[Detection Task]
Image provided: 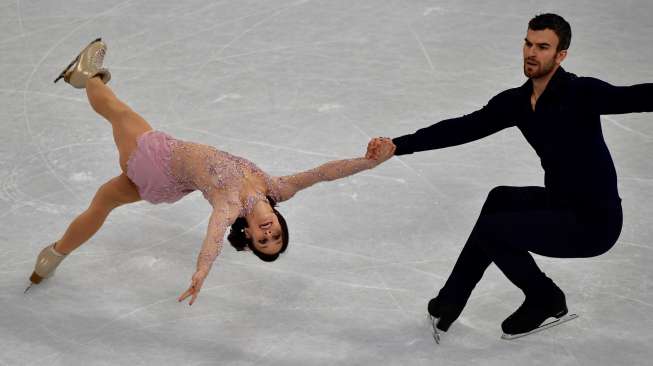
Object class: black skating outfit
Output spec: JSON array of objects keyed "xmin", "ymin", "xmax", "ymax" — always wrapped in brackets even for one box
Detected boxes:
[{"xmin": 392, "ymin": 67, "xmax": 653, "ymax": 332}]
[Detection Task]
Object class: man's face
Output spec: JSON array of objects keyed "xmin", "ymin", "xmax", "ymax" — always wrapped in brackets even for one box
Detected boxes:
[{"xmin": 523, "ymin": 28, "xmax": 567, "ymax": 79}]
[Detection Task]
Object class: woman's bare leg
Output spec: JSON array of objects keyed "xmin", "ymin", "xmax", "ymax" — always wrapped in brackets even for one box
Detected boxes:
[
  {"xmin": 85, "ymin": 77, "xmax": 153, "ymax": 174},
  {"xmin": 54, "ymin": 78, "xmax": 151, "ymax": 254},
  {"xmin": 54, "ymin": 174, "xmax": 141, "ymax": 254}
]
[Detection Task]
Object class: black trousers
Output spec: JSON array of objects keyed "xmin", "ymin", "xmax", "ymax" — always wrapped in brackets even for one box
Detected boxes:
[{"xmin": 438, "ymin": 186, "xmax": 623, "ymax": 306}]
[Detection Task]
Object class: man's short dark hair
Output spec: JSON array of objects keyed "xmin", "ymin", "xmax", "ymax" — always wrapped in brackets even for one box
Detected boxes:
[{"xmin": 528, "ymin": 13, "xmax": 572, "ymax": 52}]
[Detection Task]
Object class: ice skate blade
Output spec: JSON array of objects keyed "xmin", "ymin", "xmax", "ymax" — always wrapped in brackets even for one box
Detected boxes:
[
  {"xmin": 25, "ymin": 272, "xmax": 42, "ymax": 293},
  {"xmin": 501, "ymin": 313, "xmax": 579, "ymax": 340},
  {"xmin": 53, "ymin": 56, "xmax": 78, "ymax": 83},
  {"xmin": 428, "ymin": 314, "xmax": 443, "ymax": 344}
]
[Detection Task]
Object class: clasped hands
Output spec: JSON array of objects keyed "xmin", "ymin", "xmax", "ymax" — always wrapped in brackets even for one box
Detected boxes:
[{"xmin": 365, "ymin": 137, "xmax": 396, "ymax": 166}]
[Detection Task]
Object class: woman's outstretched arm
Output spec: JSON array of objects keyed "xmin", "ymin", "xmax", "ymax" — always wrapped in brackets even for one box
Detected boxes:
[
  {"xmin": 178, "ymin": 196, "xmax": 240, "ymax": 305},
  {"xmin": 272, "ymin": 138, "xmax": 395, "ymax": 201}
]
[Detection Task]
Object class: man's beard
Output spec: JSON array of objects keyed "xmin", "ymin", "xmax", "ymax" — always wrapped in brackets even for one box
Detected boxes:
[{"xmin": 523, "ymin": 57, "xmax": 556, "ymax": 79}]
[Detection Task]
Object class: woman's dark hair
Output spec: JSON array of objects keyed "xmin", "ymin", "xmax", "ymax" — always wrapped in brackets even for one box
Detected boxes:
[
  {"xmin": 227, "ymin": 196, "xmax": 289, "ymax": 262},
  {"xmin": 528, "ymin": 13, "xmax": 572, "ymax": 52}
]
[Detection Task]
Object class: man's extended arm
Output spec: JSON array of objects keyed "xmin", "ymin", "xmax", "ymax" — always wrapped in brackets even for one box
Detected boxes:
[
  {"xmin": 579, "ymin": 77, "xmax": 653, "ymax": 115},
  {"xmin": 392, "ymin": 91, "xmax": 517, "ymax": 155}
]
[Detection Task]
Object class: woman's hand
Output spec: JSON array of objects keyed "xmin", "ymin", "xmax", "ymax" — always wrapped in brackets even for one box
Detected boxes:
[
  {"xmin": 178, "ymin": 269, "xmax": 209, "ymax": 306},
  {"xmin": 366, "ymin": 137, "xmax": 396, "ymax": 166}
]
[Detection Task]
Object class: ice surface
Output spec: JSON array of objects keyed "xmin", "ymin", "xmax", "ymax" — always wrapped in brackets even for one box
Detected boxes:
[{"xmin": 1, "ymin": 1, "xmax": 652, "ymax": 365}]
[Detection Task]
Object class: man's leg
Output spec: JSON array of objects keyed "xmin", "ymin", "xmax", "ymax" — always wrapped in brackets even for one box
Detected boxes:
[
  {"xmin": 431, "ymin": 186, "xmax": 552, "ymax": 331},
  {"xmin": 474, "ymin": 208, "xmax": 579, "ymax": 335},
  {"xmin": 462, "ymin": 188, "xmax": 622, "ymax": 335},
  {"xmin": 475, "ymin": 201, "xmax": 618, "ymax": 296}
]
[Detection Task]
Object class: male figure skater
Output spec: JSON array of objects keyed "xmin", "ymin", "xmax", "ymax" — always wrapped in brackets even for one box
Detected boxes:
[{"xmin": 370, "ymin": 13, "xmax": 653, "ymax": 340}]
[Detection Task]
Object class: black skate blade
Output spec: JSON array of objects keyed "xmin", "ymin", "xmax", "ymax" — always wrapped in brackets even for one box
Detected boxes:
[
  {"xmin": 428, "ymin": 314, "xmax": 442, "ymax": 344},
  {"xmin": 53, "ymin": 56, "xmax": 78, "ymax": 83},
  {"xmin": 501, "ymin": 313, "xmax": 579, "ymax": 340}
]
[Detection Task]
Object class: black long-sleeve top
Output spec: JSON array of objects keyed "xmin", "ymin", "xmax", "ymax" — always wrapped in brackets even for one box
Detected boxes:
[{"xmin": 392, "ymin": 67, "xmax": 653, "ymax": 208}]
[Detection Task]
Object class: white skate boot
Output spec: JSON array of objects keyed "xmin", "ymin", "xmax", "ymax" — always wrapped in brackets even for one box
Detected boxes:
[
  {"xmin": 54, "ymin": 38, "xmax": 111, "ymax": 89},
  {"xmin": 25, "ymin": 243, "xmax": 68, "ymax": 292}
]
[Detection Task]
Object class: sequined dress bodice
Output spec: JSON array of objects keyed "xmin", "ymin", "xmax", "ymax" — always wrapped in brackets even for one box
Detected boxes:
[{"xmin": 169, "ymin": 140, "xmax": 281, "ymax": 214}]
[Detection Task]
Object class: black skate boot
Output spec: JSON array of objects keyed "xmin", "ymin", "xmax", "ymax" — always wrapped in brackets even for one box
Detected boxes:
[{"xmin": 501, "ymin": 282, "xmax": 578, "ymax": 340}]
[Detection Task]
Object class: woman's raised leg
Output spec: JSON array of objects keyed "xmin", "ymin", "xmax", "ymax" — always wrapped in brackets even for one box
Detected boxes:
[{"xmin": 85, "ymin": 77, "xmax": 153, "ymax": 174}]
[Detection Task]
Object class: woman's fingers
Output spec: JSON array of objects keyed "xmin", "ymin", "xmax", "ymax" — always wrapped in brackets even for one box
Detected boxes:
[
  {"xmin": 178, "ymin": 285, "xmax": 198, "ymax": 305},
  {"xmin": 178, "ymin": 270, "xmax": 208, "ymax": 306},
  {"xmin": 178, "ymin": 288, "xmax": 191, "ymax": 302},
  {"xmin": 189, "ymin": 292, "xmax": 198, "ymax": 306}
]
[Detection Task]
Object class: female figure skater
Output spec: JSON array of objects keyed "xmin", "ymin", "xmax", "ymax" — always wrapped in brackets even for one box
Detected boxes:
[{"xmin": 27, "ymin": 39, "xmax": 396, "ymax": 305}]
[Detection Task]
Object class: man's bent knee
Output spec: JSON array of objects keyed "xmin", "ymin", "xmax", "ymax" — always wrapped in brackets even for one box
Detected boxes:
[
  {"xmin": 480, "ymin": 186, "xmax": 511, "ymax": 214},
  {"xmin": 488, "ymin": 185, "xmax": 512, "ymax": 199}
]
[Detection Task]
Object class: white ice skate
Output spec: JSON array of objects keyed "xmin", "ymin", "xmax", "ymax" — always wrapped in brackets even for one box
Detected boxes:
[
  {"xmin": 501, "ymin": 313, "xmax": 578, "ymax": 340},
  {"xmin": 24, "ymin": 243, "xmax": 68, "ymax": 293},
  {"xmin": 54, "ymin": 38, "xmax": 111, "ymax": 88}
]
